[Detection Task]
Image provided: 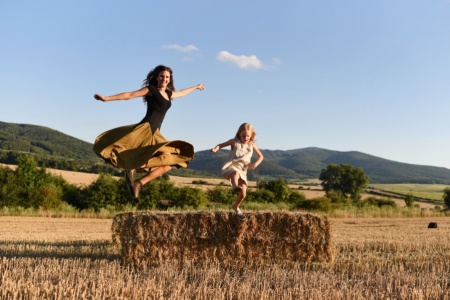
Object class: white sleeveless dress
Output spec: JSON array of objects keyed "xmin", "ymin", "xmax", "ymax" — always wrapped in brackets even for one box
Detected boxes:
[{"xmin": 221, "ymin": 139, "xmax": 254, "ymax": 185}]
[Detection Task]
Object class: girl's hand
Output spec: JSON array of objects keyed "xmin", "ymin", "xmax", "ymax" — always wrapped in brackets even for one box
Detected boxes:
[
  {"xmin": 196, "ymin": 84, "xmax": 205, "ymax": 91},
  {"xmin": 247, "ymin": 163, "xmax": 257, "ymax": 170},
  {"xmin": 210, "ymin": 145, "xmax": 219, "ymax": 153}
]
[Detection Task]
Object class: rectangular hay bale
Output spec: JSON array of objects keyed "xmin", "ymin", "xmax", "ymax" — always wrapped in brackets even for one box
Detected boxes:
[{"xmin": 112, "ymin": 211, "xmax": 333, "ymax": 265}]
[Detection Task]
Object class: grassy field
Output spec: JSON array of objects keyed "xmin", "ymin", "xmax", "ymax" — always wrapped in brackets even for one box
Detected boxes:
[
  {"xmin": 369, "ymin": 183, "xmax": 449, "ymax": 201},
  {"xmin": 1, "ymin": 216, "xmax": 449, "ymax": 299}
]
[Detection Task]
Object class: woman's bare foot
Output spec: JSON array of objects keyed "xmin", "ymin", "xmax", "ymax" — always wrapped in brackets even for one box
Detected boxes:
[{"xmin": 132, "ymin": 180, "xmax": 143, "ymax": 201}]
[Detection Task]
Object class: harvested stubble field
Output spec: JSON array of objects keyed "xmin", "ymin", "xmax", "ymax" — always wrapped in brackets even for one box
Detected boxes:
[{"xmin": 1, "ymin": 216, "xmax": 449, "ymax": 299}]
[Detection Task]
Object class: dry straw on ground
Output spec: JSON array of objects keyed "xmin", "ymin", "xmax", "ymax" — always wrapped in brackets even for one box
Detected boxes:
[
  {"xmin": 112, "ymin": 211, "xmax": 333, "ymax": 265},
  {"xmin": 2, "ymin": 217, "xmax": 450, "ymax": 298}
]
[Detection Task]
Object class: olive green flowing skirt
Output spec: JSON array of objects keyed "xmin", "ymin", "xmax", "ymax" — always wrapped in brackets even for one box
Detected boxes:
[{"xmin": 93, "ymin": 122, "xmax": 194, "ymax": 171}]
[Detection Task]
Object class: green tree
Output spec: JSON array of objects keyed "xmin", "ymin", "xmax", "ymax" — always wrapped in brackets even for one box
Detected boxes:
[
  {"xmin": 443, "ymin": 188, "xmax": 450, "ymax": 209},
  {"xmin": 0, "ymin": 165, "xmax": 23, "ymax": 207},
  {"xmin": 0, "ymin": 156, "xmax": 81, "ymax": 210},
  {"xmin": 14, "ymin": 155, "xmax": 61, "ymax": 208},
  {"xmin": 319, "ymin": 163, "xmax": 370, "ymax": 201},
  {"xmin": 404, "ymin": 193, "xmax": 415, "ymax": 207},
  {"xmin": 16, "ymin": 155, "xmax": 48, "ymax": 189}
]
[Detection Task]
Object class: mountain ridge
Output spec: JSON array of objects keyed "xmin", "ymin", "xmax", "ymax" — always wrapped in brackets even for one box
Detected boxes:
[{"xmin": 188, "ymin": 147, "xmax": 450, "ymax": 184}]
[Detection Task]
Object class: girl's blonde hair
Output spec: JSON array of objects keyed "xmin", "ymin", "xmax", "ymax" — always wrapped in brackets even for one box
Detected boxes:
[{"xmin": 235, "ymin": 123, "xmax": 256, "ymax": 142}]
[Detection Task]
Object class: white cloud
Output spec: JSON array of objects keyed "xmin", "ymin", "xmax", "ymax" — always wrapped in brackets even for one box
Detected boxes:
[
  {"xmin": 162, "ymin": 44, "xmax": 199, "ymax": 52},
  {"xmin": 217, "ymin": 51, "xmax": 264, "ymax": 70}
]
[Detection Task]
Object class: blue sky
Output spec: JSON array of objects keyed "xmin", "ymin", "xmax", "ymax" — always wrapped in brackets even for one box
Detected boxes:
[{"xmin": 1, "ymin": 0, "xmax": 450, "ymax": 169}]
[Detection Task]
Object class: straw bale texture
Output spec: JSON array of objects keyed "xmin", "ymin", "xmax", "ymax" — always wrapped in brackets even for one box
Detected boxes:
[{"xmin": 112, "ymin": 211, "xmax": 333, "ymax": 265}]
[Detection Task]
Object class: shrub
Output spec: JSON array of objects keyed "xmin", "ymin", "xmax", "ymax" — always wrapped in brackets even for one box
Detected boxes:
[
  {"xmin": 326, "ymin": 190, "xmax": 351, "ymax": 205},
  {"xmin": 295, "ymin": 196, "xmax": 333, "ymax": 212},
  {"xmin": 404, "ymin": 193, "xmax": 415, "ymax": 207},
  {"xmin": 358, "ymin": 197, "xmax": 397, "ymax": 208},
  {"xmin": 257, "ymin": 178, "xmax": 291, "ymax": 202},
  {"xmin": 287, "ymin": 191, "xmax": 307, "ymax": 206},
  {"xmin": 61, "ymin": 182, "xmax": 85, "ymax": 210},
  {"xmin": 206, "ymin": 186, "xmax": 235, "ymax": 204},
  {"xmin": 171, "ymin": 186, "xmax": 208, "ymax": 209},
  {"xmin": 30, "ymin": 183, "xmax": 63, "ymax": 210},
  {"xmin": 137, "ymin": 178, "xmax": 177, "ymax": 210},
  {"xmin": 83, "ymin": 174, "xmax": 119, "ymax": 212},
  {"xmin": 246, "ymin": 189, "xmax": 275, "ymax": 203}
]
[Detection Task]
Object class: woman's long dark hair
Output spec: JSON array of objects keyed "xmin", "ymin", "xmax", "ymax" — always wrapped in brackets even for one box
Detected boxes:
[{"xmin": 142, "ymin": 65, "xmax": 175, "ymax": 91}]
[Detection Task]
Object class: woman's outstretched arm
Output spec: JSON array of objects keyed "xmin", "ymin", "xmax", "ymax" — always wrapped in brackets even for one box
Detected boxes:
[
  {"xmin": 94, "ymin": 87, "xmax": 149, "ymax": 102},
  {"xmin": 171, "ymin": 84, "xmax": 204, "ymax": 99}
]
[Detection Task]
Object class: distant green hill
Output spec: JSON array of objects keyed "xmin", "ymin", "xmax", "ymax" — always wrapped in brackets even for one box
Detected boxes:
[
  {"xmin": 0, "ymin": 121, "xmax": 113, "ymax": 173},
  {"xmin": 187, "ymin": 148, "xmax": 450, "ymax": 184},
  {"xmin": 2, "ymin": 121, "xmax": 450, "ymax": 184}
]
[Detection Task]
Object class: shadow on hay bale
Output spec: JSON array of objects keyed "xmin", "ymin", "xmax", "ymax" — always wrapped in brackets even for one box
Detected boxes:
[{"xmin": 112, "ymin": 211, "xmax": 334, "ymax": 265}]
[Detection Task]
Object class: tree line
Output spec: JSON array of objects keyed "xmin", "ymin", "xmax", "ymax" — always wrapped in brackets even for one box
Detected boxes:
[
  {"xmin": 0, "ymin": 150, "xmax": 117, "ymax": 175},
  {"xmin": 1, "ymin": 155, "xmax": 449, "ymax": 213}
]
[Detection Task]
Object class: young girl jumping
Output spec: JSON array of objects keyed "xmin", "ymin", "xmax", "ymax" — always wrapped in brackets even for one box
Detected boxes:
[{"xmin": 210, "ymin": 123, "xmax": 264, "ymax": 214}]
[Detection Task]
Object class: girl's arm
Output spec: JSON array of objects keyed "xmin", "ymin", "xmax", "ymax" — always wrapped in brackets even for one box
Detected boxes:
[
  {"xmin": 94, "ymin": 86, "xmax": 149, "ymax": 102},
  {"xmin": 171, "ymin": 84, "xmax": 204, "ymax": 99},
  {"xmin": 210, "ymin": 139, "xmax": 235, "ymax": 153},
  {"xmin": 247, "ymin": 144, "xmax": 264, "ymax": 170}
]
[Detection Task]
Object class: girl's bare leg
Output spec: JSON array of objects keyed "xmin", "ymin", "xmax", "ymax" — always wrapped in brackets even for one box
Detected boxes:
[
  {"xmin": 228, "ymin": 170, "xmax": 243, "ymax": 194},
  {"xmin": 232, "ymin": 180, "xmax": 247, "ymax": 214},
  {"xmin": 230, "ymin": 170, "xmax": 240, "ymax": 187}
]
